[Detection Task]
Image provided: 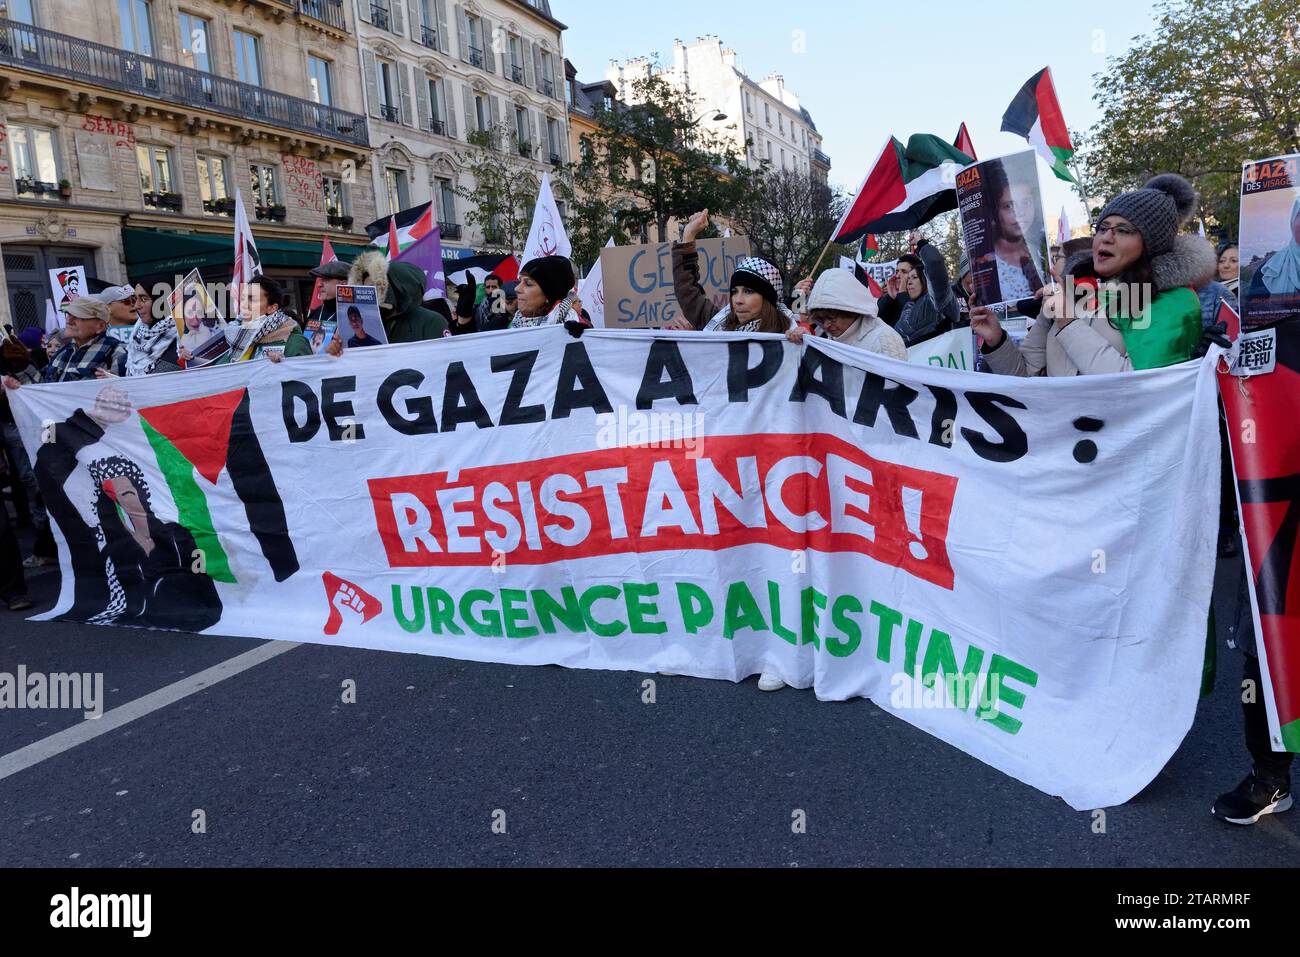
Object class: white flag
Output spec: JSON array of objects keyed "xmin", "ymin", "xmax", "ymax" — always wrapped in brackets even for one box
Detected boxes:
[
  {"xmin": 723, "ymin": 227, "xmax": 733, "ymax": 238},
  {"xmin": 44, "ymin": 298, "xmax": 60, "ymax": 335},
  {"xmin": 232, "ymin": 189, "xmax": 262, "ymax": 315},
  {"xmin": 522, "ymin": 172, "xmax": 571, "ymax": 265},
  {"xmin": 1057, "ymin": 205, "xmax": 1070, "ymax": 245},
  {"xmin": 578, "ymin": 237, "xmax": 615, "ymax": 328}
]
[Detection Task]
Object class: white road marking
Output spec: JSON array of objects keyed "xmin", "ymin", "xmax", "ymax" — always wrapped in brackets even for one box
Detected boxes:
[{"xmin": 0, "ymin": 641, "xmax": 301, "ymax": 783}]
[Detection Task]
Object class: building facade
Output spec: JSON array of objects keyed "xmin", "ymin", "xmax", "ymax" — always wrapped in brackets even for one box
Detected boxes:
[
  {"xmin": 606, "ymin": 36, "xmax": 830, "ymax": 185},
  {"xmin": 355, "ymin": 0, "xmax": 567, "ymax": 257},
  {"xmin": 0, "ymin": 0, "xmax": 377, "ymax": 324}
]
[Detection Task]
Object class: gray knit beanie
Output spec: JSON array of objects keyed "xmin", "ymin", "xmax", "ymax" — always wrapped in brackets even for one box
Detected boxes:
[{"xmin": 1096, "ymin": 173, "xmax": 1197, "ymax": 256}]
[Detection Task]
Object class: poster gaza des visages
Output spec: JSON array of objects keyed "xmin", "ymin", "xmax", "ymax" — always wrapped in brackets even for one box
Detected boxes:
[{"xmin": 9, "ymin": 327, "xmax": 1222, "ymax": 810}]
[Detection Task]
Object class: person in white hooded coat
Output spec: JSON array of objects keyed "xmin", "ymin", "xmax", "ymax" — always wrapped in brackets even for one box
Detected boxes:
[{"xmin": 788, "ymin": 268, "xmax": 908, "ymax": 359}]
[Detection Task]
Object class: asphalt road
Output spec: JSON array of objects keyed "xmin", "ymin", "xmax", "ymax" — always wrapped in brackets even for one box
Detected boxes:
[{"xmin": 1, "ymin": 533, "xmax": 1297, "ymax": 868}]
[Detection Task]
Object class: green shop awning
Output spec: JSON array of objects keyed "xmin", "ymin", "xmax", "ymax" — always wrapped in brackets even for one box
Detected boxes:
[{"xmin": 123, "ymin": 227, "xmax": 372, "ymax": 281}]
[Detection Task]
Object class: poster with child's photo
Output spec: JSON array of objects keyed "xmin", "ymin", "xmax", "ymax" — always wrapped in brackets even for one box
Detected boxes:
[
  {"xmin": 168, "ymin": 269, "xmax": 229, "ymax": 367},
  {"xmin": 956, "ymin": 149, "xmax": 1049, "ymax": 310},
  {"xmin": 1240, "ymin": 153, "xmax": 1300, "ymax": 330},
  {"xmin": 310, "ymin": 320, "xmax": 337, "ymax": 354},
  {"xmin": 335, "ymin": 285, "xmax": 387, "ymax": 349}
]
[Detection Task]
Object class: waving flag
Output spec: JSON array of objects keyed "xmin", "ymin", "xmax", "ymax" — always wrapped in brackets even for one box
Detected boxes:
[
  {"xmin": 832, "ymin": 134, "xmax": 975, "ymax": 244},
  {"xmin": 860, "ymin": 234, "xmax": 880, "ymax": 261},
  {"xmin": 308, "ymin": 237, "xmax": 338, "ymax": 313},
  {"xmin": 522, "ymin": 172, "xmax": 571, "ymax": 264},
  {"xmin": 446, "ymin": 253, "xmax": 519, "ymax": 289},
  {"xmin": 231, "ymin": 190, "xmax": 262, "ymax": 309},
  {"xmin": 366, "ymin": 202, "xmax": 435, "ymax": 256},
  {"xmin": 954, "ymin": 123, "xmax": 977, "ymax": 162},
  {"xmin": 394, "ymin": 226, "xmax": 446, "ymax": 300},
  {"xmin": 1002, "ymin": 67, "xmax": 1077, "ymax": 184},
  {"xmin": 578, "ymin": 237, "xmax": 615, "ymax": 328}
]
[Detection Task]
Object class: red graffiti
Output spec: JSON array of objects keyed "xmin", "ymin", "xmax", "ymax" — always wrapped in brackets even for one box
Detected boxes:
[
  {"xmin": 81, "ymin": 114, "xmax": 136, "ymax": 148},
  {"xmin": 282, "ymin": 153, "xmax": 324, "ymax": 212}
]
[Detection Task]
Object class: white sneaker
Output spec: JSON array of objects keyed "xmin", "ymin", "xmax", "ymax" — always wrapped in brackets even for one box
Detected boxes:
[{"xmin": 757, "ymin": 672, "xmax": 787, "ymax": 692}]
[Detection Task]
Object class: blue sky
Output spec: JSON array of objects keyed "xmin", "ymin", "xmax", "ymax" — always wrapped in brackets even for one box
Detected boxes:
[{"xmin": 559, "ymin": 0, "xmax": 1161, "ymax": 230}]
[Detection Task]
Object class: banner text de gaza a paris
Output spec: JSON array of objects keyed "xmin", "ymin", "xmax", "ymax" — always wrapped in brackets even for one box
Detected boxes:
[{"xmin": 10, "ymin": 328, "xmax": 1221, "ymax": 809}]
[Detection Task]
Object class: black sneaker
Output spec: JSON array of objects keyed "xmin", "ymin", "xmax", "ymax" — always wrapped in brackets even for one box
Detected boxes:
[{"xmin": 1212, "ymin": 771, "xmax": 1293, "ymax": 825}]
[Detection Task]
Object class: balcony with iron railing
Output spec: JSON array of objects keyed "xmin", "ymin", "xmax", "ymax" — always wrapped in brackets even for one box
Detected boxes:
[
  {"xmin": 380, "ymin": 104, "xmax": 399, "ymax": 123},
  {"xmin": 439, "ymin": 222, "xmax": 461, "ymax": 241},
  {"xmin": 295, "ymin": 0, "xmax": 348, "ymax": 32},
  {"xmin": 370, "ymin": 2, "xmax": 391, "ymax": 29},
  {"xmin": 0, "ymin": 18, "xmax": 369, "ymax": 148},
  {"xmin": 468, "ymin": 45, "xmax": 484, "ymax": 68},
  {"xmin": 812, "ymin": 148, "xmax": 831, "ymax": 167},
  {"xmin": 420, "ymin": 25, "xmax": 437, "ymax": 49},
  {"xmin": 542, "ymin": 78, "xmax": 554, "ymax": 96},
  {"xmin": 430, "ymin": 117, "xmax": 446, "ymax": 136},
  {"xmin": 510, "ymin": 64, "xmax": 523, "ymax": 84}
]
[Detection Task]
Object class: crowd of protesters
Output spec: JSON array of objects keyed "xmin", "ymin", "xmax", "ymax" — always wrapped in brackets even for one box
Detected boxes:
[{"xmin": 0, "ymin": 169, "xmax": 1289, "ymax": 828}]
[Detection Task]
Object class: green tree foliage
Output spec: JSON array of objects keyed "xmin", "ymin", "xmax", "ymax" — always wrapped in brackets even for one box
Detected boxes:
[
  {"xmin": 1082, "ymin": 0, "xmax": 1300, "ymax": 240},
  {"xmin": 578, "ymin": 69, "xmax": 761, "ymax": 242},
  {"xmin": 453, "ymin": 128, "xmax": 539, "ymax": 253}
]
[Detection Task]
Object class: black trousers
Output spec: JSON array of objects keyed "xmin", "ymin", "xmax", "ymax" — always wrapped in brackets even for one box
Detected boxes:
[
  {"xmin": 1244, "ymin": 653, "xmax": 1294, "ymax": 785},
  {"xmin": 0, "ymin": 499, "xmax": 27, "ymax": 602}
]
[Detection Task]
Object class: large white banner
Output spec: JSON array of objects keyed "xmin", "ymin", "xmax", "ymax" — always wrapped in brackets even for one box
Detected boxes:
[{"xmin": 7, "ymin": 329, "xmax": 1221, "ymax": 810}]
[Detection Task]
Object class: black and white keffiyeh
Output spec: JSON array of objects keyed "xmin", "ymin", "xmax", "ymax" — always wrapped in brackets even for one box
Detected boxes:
[
  {"xmin": 702, "ymin": 256, "xmax": 798, "ymax": 332},
  {"xmin": 225, "ymin": 310, "xmax": 293, "ymax": 362},
  {"xmin": 509, "ymin": 293, "xmax": 576, "ymax": 329},
  {"xmin": 125, "ymin": 318, "xmax": 178, "ymax": 376}
]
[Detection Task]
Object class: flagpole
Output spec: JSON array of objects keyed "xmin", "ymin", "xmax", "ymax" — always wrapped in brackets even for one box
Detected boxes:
[{"xmin": 808, "ymin": 235, "xmax": 837, "ymax": 279}]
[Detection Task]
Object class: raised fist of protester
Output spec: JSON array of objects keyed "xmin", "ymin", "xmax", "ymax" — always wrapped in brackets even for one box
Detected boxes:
[
  {"xmin": 89, "ymin": 383, "xmax": 132, "ymax": 428},
  {"xmin": 682, "ymin": 210, "xmax": 710, "ymax": 244},
  {"xmin": 969, "ymin": 306, "xmax": 1004, "ymax": 348},
  {"xmin": 908, "ymin": 230, "xmax": 923, "ymax": 251}
]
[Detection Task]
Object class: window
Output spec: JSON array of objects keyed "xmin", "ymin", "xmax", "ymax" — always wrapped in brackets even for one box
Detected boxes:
[
  {"xmin": 323, "ymin": 176, "xmax": 349, "ymax": 217},
  {"xmin": 766, "ymin": 141, "xmax": 772, "ymax": 161},
  {"xmin": 233, "ymin": 30, "xmax": 262, "ymax": 86},
  {"xmin": 119, "ymin": 0, "xmax": 154, "ymax": 55},
  {"xmin": 428, "ymin": 77, "xmax": 445, "ymax": 133},
  {"xmin": 744, "ymin": 91, "xmax": 751, "ymax": 116},
  {"xmin": 467, "ymin": 15, "xmax": 483, "ymax": 66},
  {"xmin": 4, "ymin": 0, "xmax": 36, "ymax": 25},
  {"xmin": 509, "ymin": 35, "xmax": 524, "ymax": 83},
  {"xmin": 764, "ymin": 103, "xmax": 770, "ymax": 127},
  {"xmin": 177, "ymin": 11, "xmax": 210, "ymax": 71},
  {"xmin": 385, "ymin": 167, "xmax": 409, "ymax": 214},
  {"xmin": 779, "ymin": 115, "xmax": 785, "ymax": 135},
  {"xmin": 474, "ymin": 94, "xmax": 488, "ymax": 133},
  {"xmin": 197, "ymin": 153, "xmax": 230, "ymax": 213},
  {"xmin": 416, "ymin": 0, "xmax": 436, "ymax": 47},
  {"xmin": 136, "ymin": 145, "xmax": 176, "ymax": 208},
  {"xmin": 8, "ymin": 124, "xmax": 60, "ymax": 196},
  {"xmin": 250, "ymin": 163, "xmax": 278, "ymax": 208},
  {"xmin": 369, "ymin": 0, "xmax": 391, "ymax": 30},
  {"xmin": 540, "ymin": 51, "xmax": 554, "ymax": 96},
  {"xmin": 307, "ymin": 56, "xmax": 332, "ymax": 106},
  {"xmin": 436, "ymin": 177, "xmax": 456, "ymax": 225},
  {"xmin": 515, "ymin": 107, "xmax": 528, "ymax": 152},
  {"xmin": 566, "ymin": 79, "xmax": 575, "ymax": 107},
  {"xmin": 377, "ymin": 59, "xmax": 398, "ymax": 122},
  {"xmin": 546, "ymin": 117, "xmax": 559, "ymax": 161}
]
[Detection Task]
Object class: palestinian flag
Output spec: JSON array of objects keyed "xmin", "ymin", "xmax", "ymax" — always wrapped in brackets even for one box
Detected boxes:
[
  {"xmin": 446, "ymin": 253, "xmax": 519, "ymax": 289},
  {"xmin": 860, "ymin": 234, "xmax": 880, "ymax": 261},
  {"xmin": 832, "ymin": 134, "xmax": 975, "ymax": 244},
  {"xmin": 840, "ymin": 256, "xmax": 884, "ymax": 298},
  {"xmin": 953, "ymin": 122, "xmax": 977, "ymax": 162},
  {"xmin": 137, "ymin": 388, "xmax": 299, "ymax": 585},
  {"xmin": 366, "ymin": 202, "xmax": 436, "ymax": 256},
  {"xmin": 1001, "ymin": 67, "xmax": 1077, "ymax": 184}
]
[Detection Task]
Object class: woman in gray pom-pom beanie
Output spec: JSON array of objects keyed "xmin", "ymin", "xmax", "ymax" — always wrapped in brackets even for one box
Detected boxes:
[{"xmin": 974, "ymin": 173, "xmax": 1215, "ymax": 375}]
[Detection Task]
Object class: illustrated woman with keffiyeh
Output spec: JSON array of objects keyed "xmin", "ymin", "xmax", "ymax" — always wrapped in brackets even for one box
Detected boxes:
[
  {"xmin": 1245, "ymin": 195, "xmax": 1300, "ymax": 306},
  {"xmin": 33, "ymin": 384, "xmax": 222, "ymax": 630}
]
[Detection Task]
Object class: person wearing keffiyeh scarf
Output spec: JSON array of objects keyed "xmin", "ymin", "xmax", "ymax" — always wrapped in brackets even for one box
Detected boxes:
[
  {"xmin": 124, "ymin": 306, "xmax": 179, "ymax": 376},
  {"xmin": 509, "ymin": 256, "xmax": 591, "ymax": 330},
  {"xmin": 215, "ymin": 275, "xmax": 312, "ymax": 364}
]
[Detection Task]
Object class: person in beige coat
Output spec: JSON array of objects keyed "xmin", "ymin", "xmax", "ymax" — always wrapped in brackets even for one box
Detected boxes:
[{"xmin": 787, "ymin": 268, "xmax": 908, "ymax": 360}]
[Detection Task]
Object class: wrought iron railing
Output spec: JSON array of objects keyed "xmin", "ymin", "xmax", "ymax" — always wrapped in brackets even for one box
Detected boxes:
[
  {"xmin": 439, "ymin": 222, "xmax": 461, "ymax": 240},
  {"xmin": 0, "ymin": 18, "xmax": 369, "ymax": 147},
  {"xmin": 296, "ymin": 0, "xmax": 347, "ymax": 31}
]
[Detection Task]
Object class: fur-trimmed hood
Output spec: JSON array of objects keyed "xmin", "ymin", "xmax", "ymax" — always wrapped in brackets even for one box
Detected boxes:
[
  {"xmin": 1064, "ymin": 233, "xmax": 1218, "ymax": 293},
  {"xmin": 348, "ymin": 250, "xmax": 391, "ymax": 308}
]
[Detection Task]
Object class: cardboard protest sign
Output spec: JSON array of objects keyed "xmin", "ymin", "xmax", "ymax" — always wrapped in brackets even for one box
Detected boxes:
[
  {"xmin": 956, "ymin": 150, "xmax": 1049, "ymax": 309},
  {"xmin": 11, "ymin": 327, "xmax": 1221, "ymax": 810},
  {"xmin": 336, "ymin": 285, "xmax": 387, "ymax": 349},
  {"xmin": 48, "ymin": 265, "xmax": 86, "ymax": 314},
  {"xmin": 600, "ymin": 236, "xmax": 751, "ymax": 328},
  {"xmin": 1239, "ymin": 153, "xmax": 1300, "ymax": 330}
]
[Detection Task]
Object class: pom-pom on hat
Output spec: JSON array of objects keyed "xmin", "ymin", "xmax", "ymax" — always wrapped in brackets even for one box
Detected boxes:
[{"xmin": 1096, "ymin": 173, "xmax": 1197, "ymax": 257}]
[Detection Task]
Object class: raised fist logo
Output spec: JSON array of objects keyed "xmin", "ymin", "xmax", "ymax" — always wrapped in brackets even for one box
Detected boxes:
[{"xmin": 322, "ymin": 572, "xmax": 382, "ymax": 636}]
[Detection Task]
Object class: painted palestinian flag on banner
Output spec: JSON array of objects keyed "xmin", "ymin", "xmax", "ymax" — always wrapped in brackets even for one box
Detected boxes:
[
  {"xmin": 138, "ymin": 388, "xmax": 300, "ymax": 587},
  {"xmin": 954, "ymin": 122, "xmax": 977, "ymax": 162},
  {"xmin": 365, "ymin": 202, "xmax": 436, "ymax": 256},
  {"xmin": 832, "ymin": 134, "xmax": 975, "ymax": 244},
  {"xmin": 1001, "ymin": 67, "xmax": 1077, "ymax": 184}
]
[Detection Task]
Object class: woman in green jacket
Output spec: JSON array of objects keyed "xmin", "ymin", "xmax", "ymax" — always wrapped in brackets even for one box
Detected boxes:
[
  {"xmin": 212, "ymin": 275, "xmax": 313, "ymax": 365},
  {"xmin": 975, "ymin": 173, "xmax": 1214, "ymax": 375}
]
